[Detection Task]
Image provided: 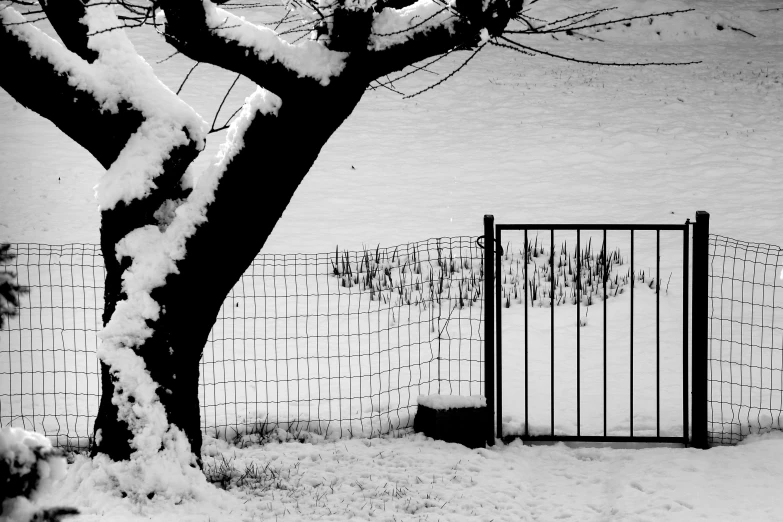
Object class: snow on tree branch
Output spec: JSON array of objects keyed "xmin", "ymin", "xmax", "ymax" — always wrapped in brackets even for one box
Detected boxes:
[
  {"xmin": 363, "ymin": 0, "xmax": 520, "ymax": 81},
  {"xmin": 200, "ymin": 1, "xmax": 346, "ymax": 84},
  {"xmin": 369, "ymin": 0, "xmax": 458, "ymax": 51},
  {"xmin": 1, "ymin": 7, "xmax": 96, "ymax": 87},
  {"xmin": 1, "ymin": 5, "xmax": 207, "ymax": 210},
  {"xmin": 80, "ymin": 4, "xmax": 207, "ymax": 210}
]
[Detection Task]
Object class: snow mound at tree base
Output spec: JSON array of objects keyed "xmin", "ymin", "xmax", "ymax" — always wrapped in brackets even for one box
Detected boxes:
[{"xmin": 62, "ymin": 451, "xmax": 209, "ymax": 506}]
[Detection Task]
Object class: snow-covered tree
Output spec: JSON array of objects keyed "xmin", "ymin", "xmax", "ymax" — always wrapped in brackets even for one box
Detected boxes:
[
  {"xmin": 1, "ymin": 0, "xmax": 526, "ymax": 470},
  {"xmin": 1, "ymin": 0, "xmax": 694, "ymax": 485}
]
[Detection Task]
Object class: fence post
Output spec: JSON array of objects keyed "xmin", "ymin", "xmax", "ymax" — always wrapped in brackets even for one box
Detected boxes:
[
  {"xmin": 691, "ymin": 211, "xmax": 710, "ymax": 449},
  {"xmin": 483, "ymin": 215, "xmax": 495, "ymax": 446}
]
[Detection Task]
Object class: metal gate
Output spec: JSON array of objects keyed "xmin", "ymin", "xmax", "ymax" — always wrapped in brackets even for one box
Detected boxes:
[{"xmin": 482, "ymin": 214, "xmax": 710, "ymax": 446}]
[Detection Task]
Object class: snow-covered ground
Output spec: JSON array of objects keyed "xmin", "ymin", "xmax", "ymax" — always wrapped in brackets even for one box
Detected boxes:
[
  {"xmin": 2, "ymin": 0, "xmax": 783, "ymax": 519},
  {"xmin": 27, "ymin": 430, "xmax": 783, "ymax": 521}
]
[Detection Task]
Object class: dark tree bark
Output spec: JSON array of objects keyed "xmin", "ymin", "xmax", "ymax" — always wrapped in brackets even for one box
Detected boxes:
[
  {"xmin": 92, "ymin": 74, "xmax": 369, "ymax": 463},
  {"xmin": 93, "ymin": 137, "xmax": 201, "ymax": 461},
  {"xmin": 38, "ymin": 0, "xmax": 100, "ymax": 63}
]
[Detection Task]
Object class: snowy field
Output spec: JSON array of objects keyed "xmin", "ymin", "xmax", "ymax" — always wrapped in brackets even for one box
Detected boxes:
[{"xmin": 2, "ymin": 0, "xmax": 783, "ymax": 519}]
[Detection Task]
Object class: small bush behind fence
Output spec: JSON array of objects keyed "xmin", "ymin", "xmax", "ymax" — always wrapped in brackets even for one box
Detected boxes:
[
  {"xmin": 707, "ymin": 235, "xmax": 783, "ymax": 444},
  {"xmin": 0, "ymin": 239, "xmax": 485, "ymax": 449}
]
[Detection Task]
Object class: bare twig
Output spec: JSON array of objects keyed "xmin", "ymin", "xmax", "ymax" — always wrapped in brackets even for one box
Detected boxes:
[
  {"xmin": 729, "ymin": 25, "xmax": 756, "ymax": 37},
  {"xmin": 1, "ymin": 16, "xmax": 48, "ymax": 26},
  {"xmin": 506, "ymin": 9, "xmax": 696, "ymax": 36},
  {"xmin": 273, "ymin": 8, "xmax": 294, "ymax": 31},
  {"xmin": 156, "ymin": 50, "xmax": 180, "ymax": 64},
  {"xmin": 542, "ymin": 7, "xmax": 616, "ymax": 29},
  {"xmin": 370, "ymin": 79, "xmax": 405, "ymax": 96},
  {"xmin": 210, "ymin": 105, "xmax": 243, "ymax": 133},
  {"xmin": 489, "ymin": 39, "xmax": 535, "ymax": 56},
  {"xmin": 176, "ymin": 62, "xmax": 200, "ymax": 95},
  {"xmin": 370, "ymin": 44, "xmax": 463, "ymax": 91},
  {"xmin": 404, "ymin": 42, "xmax": 486, "ymax": 99},
  {"xmin": 210, "ymin": 73, "xmax": 241, "ymax": 133},
  {"xmin": 497, "ymin": 35, "xmax": 701, "ymax": 66}
]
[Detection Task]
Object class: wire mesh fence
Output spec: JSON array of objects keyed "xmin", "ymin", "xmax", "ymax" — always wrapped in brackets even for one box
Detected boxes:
[
  {"xmin": 3, "ymin": 232, "xmax": 783, "ymax": 449},
  {"xmin": 707, "ymin": 234, "xmax": 783, "ymax": 445},
  {"xmin": 0, "ymin": 239, "xmax": 485, "ymax": 449},
  {"xmin": 0, "ymin": 243, "xmax": 103, "ymax": 450}
]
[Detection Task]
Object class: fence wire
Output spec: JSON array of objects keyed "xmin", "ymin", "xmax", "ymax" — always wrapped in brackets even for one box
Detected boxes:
[
  {"xmin": 707, "ymin": 234, "xmax": 783, "ymax": 444},
  {"xmin": 0, "ymin": 239, "xmax": 485, "ymax": 449},
  {"xmin": 6, "ymin": 234, "xmax": 782, "ymax": 449}
]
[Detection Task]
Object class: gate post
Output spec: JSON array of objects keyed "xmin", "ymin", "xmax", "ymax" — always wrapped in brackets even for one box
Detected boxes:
[
  {"xmin": 483, "ymin": 215, "xmax": 496, "ymax": 446},
  {"xmin": 691, "ymin": 211, "xmax": 710, "ymax": 449}
]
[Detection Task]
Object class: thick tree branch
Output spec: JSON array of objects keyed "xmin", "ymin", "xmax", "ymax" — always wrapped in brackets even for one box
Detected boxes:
[
  {"xmin": 1, "ymin": 8, "xmax": 142, "ymax": 168},
  {"xmin": 366, "ymin": 0, "xmax": 521, "ymax": 80},
  {"xmin": 38, "ymin": 0, "xmax": 100, "ymax": 62},
  {"xmin": 159, "ymin": 0, "xmax": 346, "ymax": 99}
]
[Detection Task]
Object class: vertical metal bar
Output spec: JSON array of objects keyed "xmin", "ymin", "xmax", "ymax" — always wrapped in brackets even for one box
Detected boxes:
[
  {"xmin": 691, "ymin": 211, "xmax": 710, "ymax": 448},
  {"xmin": 551, "ymin": 228, "xmax": 555, "ymax": 436},
  {"xmin": 603, "ymin": 229, "xmax": 607, "ymax": 437},
  {"xmin": 496, "ymin": 226, "xmax": 503, "ymax": 441},
  {"xmin": 483, "ymin": 215, "xmax": 495, "ymax": 446},
  {"xmin": 630, "ymin": 229, "xmax": 634, "ymax": 437},
  {"xmin": 657, "ymin": 229, "xmax": 661, "ymax": 438},
  {"xmin": 576, "ymin": 230, "xmax": 581, "ymax": 436},
  {"xmin": 524, "ymin": 228, "xmax": 529, "ymax": 437},
  {"xmin": 683, "ymin": 221, "xmax": 690, "ymax": 445}
]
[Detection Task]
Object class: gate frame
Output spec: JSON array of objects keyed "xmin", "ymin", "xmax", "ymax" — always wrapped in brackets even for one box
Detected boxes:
[{"xmin": 483, "ymin": 214, "xmax": 710, "ymax": 447}]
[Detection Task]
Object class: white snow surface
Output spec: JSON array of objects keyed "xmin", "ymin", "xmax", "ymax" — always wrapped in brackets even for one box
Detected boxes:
[
  {"xmin": 24, "ymin": 431, "xmax": 783, "ymax": 521},
  {"xmin": 418, "ymin": 394, "xmax": 486, "ymax": 410},
  {"xmin": 2, "ymin": 0, "xmax": 783, "ymax": 519},
  {"xmin": 370, "ymin": 0, "xmax": 457, "ymax": 51}
]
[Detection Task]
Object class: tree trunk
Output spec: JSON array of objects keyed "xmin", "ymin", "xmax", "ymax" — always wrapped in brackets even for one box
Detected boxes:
[{"xmin": 91, "ymin": 81, "xmax": 366, "ymax": 462}]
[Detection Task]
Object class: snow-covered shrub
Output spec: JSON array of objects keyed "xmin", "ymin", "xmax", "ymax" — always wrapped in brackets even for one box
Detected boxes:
[
  {"xmin": 0, "ymin": 427, "xmax": 75, "ymax": 521},
  {"xmin": 0, "ymin": 244, "xmax": 27, "ymax": 330}
]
